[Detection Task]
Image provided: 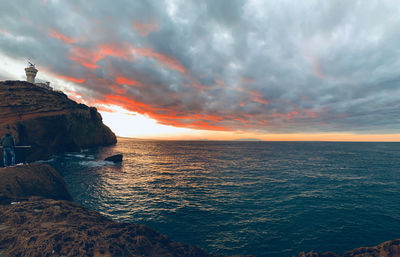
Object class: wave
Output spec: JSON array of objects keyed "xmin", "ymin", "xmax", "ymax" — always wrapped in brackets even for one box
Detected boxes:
[
  {"xmin": 35, "ymin": 158, "xmax": 55, "ymax": 163},
  {"xmin": 78, "ymin": 160, "xmax": 115, "ymax": 168}
]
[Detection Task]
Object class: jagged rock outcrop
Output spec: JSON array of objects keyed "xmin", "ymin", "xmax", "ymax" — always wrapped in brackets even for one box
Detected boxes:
[
  {"xmin": 299, "ymin": 239, "xmax": 400, "ymax": 257},
  {"xmin": 0, "ymin": 163, "xmax": 72, "ymax": 204},
  {"xmin": 0, "ymin": 80, "xmax": 116, "ymax": 162}
]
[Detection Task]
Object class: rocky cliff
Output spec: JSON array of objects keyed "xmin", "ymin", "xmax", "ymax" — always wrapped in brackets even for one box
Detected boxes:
[{"xmin": 0, "ymin": 80, "xmax": 116, "ymax": 162}]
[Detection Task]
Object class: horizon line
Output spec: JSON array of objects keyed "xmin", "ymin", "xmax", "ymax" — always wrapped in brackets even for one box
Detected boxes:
[{"xmin": 116, "ymin": 136, "xmax": 400, "ymax": 143}]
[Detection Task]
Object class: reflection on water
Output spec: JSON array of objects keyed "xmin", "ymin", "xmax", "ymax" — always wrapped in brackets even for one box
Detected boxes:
[{"xmin": 49, "ymin": 140, "xmax": 400, "ymax": 257}]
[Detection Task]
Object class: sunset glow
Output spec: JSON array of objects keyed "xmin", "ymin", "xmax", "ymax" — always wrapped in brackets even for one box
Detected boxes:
[
  {"xmin": 0, "ymin": 1, "xmax": 399, "ymax": 141},
  {"xmin": 99, "ymin": 106, "xmax": 196, "ymax": 138},
  {"xmin": 99, "ymin": 105, "xmax": 400, "ymax": 142}
]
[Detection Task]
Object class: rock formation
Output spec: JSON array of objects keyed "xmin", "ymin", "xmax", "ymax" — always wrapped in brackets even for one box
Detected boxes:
[
  {"xmin": 104, "ymin": 153, "xmax": 123, "ymax": 163},
  {"xmin": 0, "ymin": 80, "xmax": 116, "ymax": 162},
  {"xmin": 0, "ymin": 163, "xmax": 72, "ymax": 204},
  {"xmin": 298, "ymin": 239, "xmax": 400, "ymax": 257}
]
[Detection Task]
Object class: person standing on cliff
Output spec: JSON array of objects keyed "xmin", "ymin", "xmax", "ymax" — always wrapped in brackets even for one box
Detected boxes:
[{"xmin": 1, "ymin": 132, "xmax": 15, "ymax": 167}]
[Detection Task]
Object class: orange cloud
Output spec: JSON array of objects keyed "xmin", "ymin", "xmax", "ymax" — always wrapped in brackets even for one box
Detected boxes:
[
  {"xmin": 102, "ymin": 94, "xmax": 151, "ymax": 113},
  {"xmin": 97, "ymin": 93, "xmax": 232, "ymax": 131},
  {"xmin": 48, "ymin": 28, "xmax": 77, "ymax": 44},
  {"xmin": 189, "ymin": 120, "xmax": 227, "ymax": 131},
  {"xmin": 39, "ymin": 67, "xmax": 85, "ymax": 84},
  {"xmin": 98, "ymin": 43, "xmax": 134, "ymax": 61},
  {"xmin": 132, "ymin": 20, "xmax": 159, "ymax": 36},
  {"xmin": 141, "ymin": 111, "xmax": 231, "ymax": 131},
  {"xmin": 152, "ymin": 114, "xmax": 228, "ymax": 131},
  {"xmin": 132, "ymin": 47, "xmax": 186, "ymax": 73},
  {"xmin": 116, "ymin": 76, "xmax": 142, "ymax": 86},
  {"xmin": 69, "ymin": 43, "xmax": 134, "ymax": 69},
  {"xmin": 110, "ymin": 84, "xmax": 128, "ymax": 95},
  {"xmin": 271, "ymin": 108, "xmax": 320, "ymax": 120},
  {"xmin": 54, "ymin": 74, "xmax": 85, "ymax": 83},
  {"xmin": 69, "ymin": 47, "xmax": 103, "ymax": 69},
  {"xmin": 285, "ymin": 110, "xmax": 299, "ymax": 120},
  {"xmin": 191, "ymin": 114, "xmax": 225, "ymax": 122},
  {"xmin": 215, "ymin": 78, "xmax": 226, "ymax": 87},
  {"xmin": 248, "ymin": 90, "xmax": 269, "ymax": 105},
  {"xmin": 69, "ymin": 42, "xmax": 186, "ymax": 74}
]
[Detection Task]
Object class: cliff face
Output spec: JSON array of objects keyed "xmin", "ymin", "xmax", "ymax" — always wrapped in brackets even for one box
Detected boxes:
[{"xmin": 0, "ymin": 80, "xmax": 116, "ymax": 162}]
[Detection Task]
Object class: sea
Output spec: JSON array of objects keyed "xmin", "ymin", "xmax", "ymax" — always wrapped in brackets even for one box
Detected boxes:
[{"xmin": 44, "ymin": 138, "xmax": 400, "ymax": 257}]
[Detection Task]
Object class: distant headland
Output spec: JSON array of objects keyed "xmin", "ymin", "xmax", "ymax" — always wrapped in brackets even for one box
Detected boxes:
[{"xmin": 0, "ymin": 64, "xmax": 116, "ymax": 162}]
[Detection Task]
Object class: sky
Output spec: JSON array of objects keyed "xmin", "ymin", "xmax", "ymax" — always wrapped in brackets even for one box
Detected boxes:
[{"xmin": 0, "ymin": 0, "xmax": 399, "ymax": 141}]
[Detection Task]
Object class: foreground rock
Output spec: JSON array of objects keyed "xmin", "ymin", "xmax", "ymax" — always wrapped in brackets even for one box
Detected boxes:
[
  {"xmin": 0, "ymin": 163, "xmax": 72, "ymax": 204},
  {"xmin": 0, "ymin": 164, "xmax": 253, "ymax": 256},
  {"xmin": 0, "ymin": 80, "xmax": 116, "ymax": 162},
  {"xmin": 104, "ymin": 154, "xmax": 123, "ymax": 163},
  {"xmin": 0, "ymin": 197, "xmax": 219, "ymax": 257},
  {"xmin": 299, "ymin": 239, "xmax": 400, "ymax": 257}
]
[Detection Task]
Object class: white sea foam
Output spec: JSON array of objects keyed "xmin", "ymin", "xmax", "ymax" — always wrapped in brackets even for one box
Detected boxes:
[
  {"xmin": 35, "ymin": 158, "xmax": 55, "ymax": 163},
  {"xmin": 66, "ymin": 153, "xmax": 86, "ymax": 158},
  {"xmin": 78, "ymin": 160, "xmax": 114, "ymax": 168}
]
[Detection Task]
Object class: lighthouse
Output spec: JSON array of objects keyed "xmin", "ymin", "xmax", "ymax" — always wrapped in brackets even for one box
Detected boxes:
[
  {"xmin": 25, "ymin": 62, "xmax": 38, "ymax": 83},
  {"xmin": 23, "ymin": 62, "xmax": 53, "ymax": 90}
]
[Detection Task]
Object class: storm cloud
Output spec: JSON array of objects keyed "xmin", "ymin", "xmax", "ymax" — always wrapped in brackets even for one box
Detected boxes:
[{"xmin": 0, "ymin": 0, "xmax": 399, "ymax": 134}]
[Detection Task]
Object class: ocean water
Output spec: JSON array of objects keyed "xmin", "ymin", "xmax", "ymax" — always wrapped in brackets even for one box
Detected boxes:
[{"xmin": 47, "ymin": 139, "xmax": 400, "ymax": 257}]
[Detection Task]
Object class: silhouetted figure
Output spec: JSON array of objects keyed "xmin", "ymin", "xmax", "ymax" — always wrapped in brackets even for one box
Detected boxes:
[{"xmin": 1, "ymin": 133, "xmax": 15, "ymax": 166}]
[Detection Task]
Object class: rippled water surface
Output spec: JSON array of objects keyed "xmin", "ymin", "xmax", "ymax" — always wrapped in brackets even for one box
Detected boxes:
[{"xmin": 48, "ymin": 139, "xmax": 400, "ymax": 257}]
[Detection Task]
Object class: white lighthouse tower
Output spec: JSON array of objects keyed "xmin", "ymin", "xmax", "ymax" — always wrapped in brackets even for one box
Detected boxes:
[{"xmin": 25, "ymin": 62, "xmax": 38, "ymax": 83}]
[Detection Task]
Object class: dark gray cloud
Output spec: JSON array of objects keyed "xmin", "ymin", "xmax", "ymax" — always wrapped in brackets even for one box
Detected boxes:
[{"xmin": 0, "ymin": 0, "xmax": 399, "ymax": 133}]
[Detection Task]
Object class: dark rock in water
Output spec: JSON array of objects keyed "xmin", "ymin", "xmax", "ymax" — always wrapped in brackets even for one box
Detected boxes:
[
  {"xmin": 0, "ymin": 197, "xmax": 219, "ymax": 257},
  {"xmin": 104, "ymin": 154, "xmax": 123, "ymax": 163},
  {"xmin": 0, "ymin": 163, "xmax": 72, "ymax": 203},
  {"xmin": 0, "ymin": 80, "xmax": 117, "ymax": 162}
]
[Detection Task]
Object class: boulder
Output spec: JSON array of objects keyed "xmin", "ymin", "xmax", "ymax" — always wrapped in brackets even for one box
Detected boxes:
[
  {"xmin": 104, "ymin": 154, "xmax": 123, "ymax": 163},
  {"xmin": 0, "ymin": 163, "xmax": 73, "ymax": 203}
]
